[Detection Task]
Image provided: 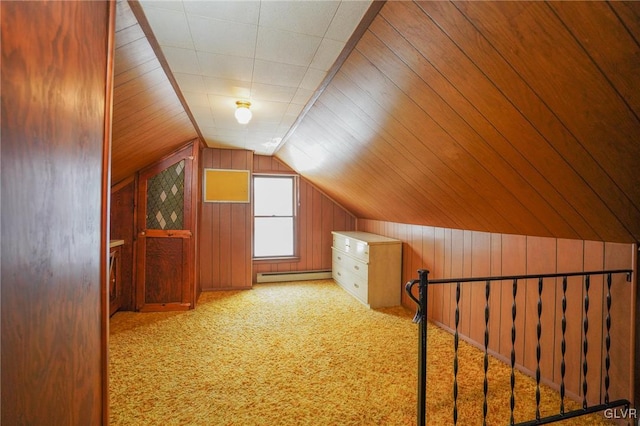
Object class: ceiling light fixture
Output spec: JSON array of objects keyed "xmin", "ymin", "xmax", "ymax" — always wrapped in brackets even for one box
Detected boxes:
[{"xmin": 235, "ymin": 100, "xmax": 252, "ymax": 124}]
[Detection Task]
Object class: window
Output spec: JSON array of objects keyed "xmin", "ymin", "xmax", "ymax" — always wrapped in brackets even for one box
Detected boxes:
[{"xmin": 253, "ymin": 175, "xmax": 297, "ymax": 258}]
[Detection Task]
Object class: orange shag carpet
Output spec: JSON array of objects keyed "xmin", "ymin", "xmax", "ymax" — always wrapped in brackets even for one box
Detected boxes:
[{"xmin": 109, "ymin": 280, "xmax": 614, "ymax": 425}]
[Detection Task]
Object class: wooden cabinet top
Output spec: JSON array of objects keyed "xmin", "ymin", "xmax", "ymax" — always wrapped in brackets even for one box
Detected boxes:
[
  {"xmin": 332, "ymin": 231, "xmax": 401, "ymax": 245},
  {"xmin": 109, "ymin": 239, "xmax": 125, "ymax": 248}
]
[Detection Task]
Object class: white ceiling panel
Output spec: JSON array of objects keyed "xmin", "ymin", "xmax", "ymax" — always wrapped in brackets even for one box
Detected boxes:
[
  {"xmin": 188, "ymin": 15, "xmax": 257, "ymax": 57},
  {"xmin": 250, "ymin": 100, "xmax": 289, "ymax": 121},
  {"xmin": 327, "ymin": 1, "xmax": 371, "ymax": 42},
  {"xmin": 204, "ymin": 128, "xmax": 248, "ymax": 147},
  {"xmin": 252, "ymin": 60, "xmax": 307, "ymax": 87},
  {"xmin": 258, "ymin": 1, "xmax": 340, "ymax": 36},
  {"xmin": 143, "ymin": 7, "xmax": 193, "ymax": 49},
  {"xmin": 247, "ymin": 121, "xmax": 280, "ymax": 134},
  {"xmin": 140, "ymin": 0, "xmax": 184, "ymax": 12},
  {"xmin": 197, "ymin": 51, "xmax": 254, "ymax": 80},
  {"xmin": 139, "ymin": 0, "xmax": 373, "ymax": 155},
  {"xmin": 182, "ymin": 91, "xmax": 210, "ymax": 109},
  {"xmin": 202, "ymin": 76, "xmax": 251, "ymax": 98},
  {"xmin": 162, "ymin": 46, "xmax": 200, "ymax": 74},
  {"xmin": 251, "ymin": 83, "xmax": 297, "ymax": 103},
  {"xmin": 255, "ymin": 27, "xmax": 322, "ymax": 66},
  {"xmin": 207, "ymin": 94, "xmax": 240, "ymax": 116},
  {"xmin": 291, "ymin": 88, "xmax": 313, "ymax": 106},
  {"xmin": 183, "ymin": 1, "xmax": 260, "ymax": 24},
  {"xmin": 310, "ymin": 38, "xmax": 345, "ymax": 71},
  {"xmin": 285, "ymin": 103, "xmax": 305, "ymax": 117},
  {"xmin": 300, "ymin": 68, "xmax": 327, "ymax": 91},
  {"xmin": 174, "ymin": 72, "xmax": 205, "ymax": 92},
  {"xmin": 190, "ymin": 106, "xmax": 216, "ymax": 127}
]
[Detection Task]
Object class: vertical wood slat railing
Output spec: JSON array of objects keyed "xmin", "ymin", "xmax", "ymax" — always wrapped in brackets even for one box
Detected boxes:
[{"xmin": 405, "ymin": 268, "xmax": 633, "ymax": 426}]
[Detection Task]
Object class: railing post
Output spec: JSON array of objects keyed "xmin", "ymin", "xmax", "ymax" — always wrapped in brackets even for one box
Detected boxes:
[{"xmin": 416, "ymin": 269, "xmax": 429, "ymax": 426}]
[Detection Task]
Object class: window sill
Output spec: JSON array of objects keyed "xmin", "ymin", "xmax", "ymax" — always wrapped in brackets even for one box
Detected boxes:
[{"xmin": 253, "ymin": 256, "xmax": 301, "ymax": 264}]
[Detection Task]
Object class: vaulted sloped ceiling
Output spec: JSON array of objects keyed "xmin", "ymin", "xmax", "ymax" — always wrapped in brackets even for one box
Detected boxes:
[
  {"xmin": 111, "ymin": 1, "xmax": 640, "ymax": 244},
  {"xmin": 112, "ymin": 0, "xmax": 198, "ymax": 184},
  {"xmin": 277, "ymin": 1, "xmax": 640, "ymax": 243}
]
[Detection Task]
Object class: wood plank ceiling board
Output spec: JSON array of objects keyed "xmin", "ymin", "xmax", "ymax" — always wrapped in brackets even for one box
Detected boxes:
[
  {"xmin": 550, "ymin": 2, "xmax": 639, "ymax": 116},
  {"xmin": 316, "ymin": 84, "xmax": 469, "ymax": 228},
  {"xmin": 284, "ymin": 97, "xmax": 468, "ymax": 229},
  {"xmin": 277, "ymin": 1, "xmax": 640, "ymax": 243},
  {"xmin": 413, "ymin": 1, "xmax": 634, "ymax": 241},
  {"xmin": 457, "ymin": 2, "xmax": 640, "ymax": 194},
  {"xmin": 287, "ymin": 82, "xmax": 453, "ymax": 226},
  {"xmin": 379, "ymin": 1, "xmax": 603, "ymax": 239},
  {"xmin": 285, "ymin": 42, "xmax": 524, "ymax": 234},
  {"xmin": 610, "ymin": 2, "xmax": 640, "ymax": 44},
  {"xmin": 284, "ymin": 110, "xmax": 395, "ymax": 220},
  {"xmin": 111, "ymin": 0, "xmax": 198, "ymax": 185},
  {"xmin": 546, "ymin": 1, "xmax": 640, "ymax": 218},
  {"xmin": 316, "ymin": 79, "xmax": 476, "ymax": 229},
  {"xmin": 382, "ymin": 1, "xmax": 608, "ymax": 239},
  {"xmin": 448, "ymin": 1, "xmax": 640, "ymax": 241},
  {"xmin": 324, "ymin": 58, "xmax": 518, "ymax": 234},
  {"xmin": 363, "ymin": 15, "xmax": 582, "ymax": 239},
  {"xmin": 353, "ymin": 30, "xmax": 558, "ymax": 236}
]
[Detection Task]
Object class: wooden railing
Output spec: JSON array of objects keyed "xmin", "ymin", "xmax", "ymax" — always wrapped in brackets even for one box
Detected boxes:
[{"xmin": 406, "ymin": 268, "xmax": 633, "ymax": 426}]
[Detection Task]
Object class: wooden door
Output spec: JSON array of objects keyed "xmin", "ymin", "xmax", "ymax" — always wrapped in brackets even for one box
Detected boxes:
[{"xmin": 136, "ymin": 143, "xmax": 198, "ymax": 311}]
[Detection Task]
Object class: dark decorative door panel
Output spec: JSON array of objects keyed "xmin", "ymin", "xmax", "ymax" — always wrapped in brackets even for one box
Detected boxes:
[
  {"xmin": 136, "ymin": 142, "xmax": 198, "ymax": 311},
  {"xmin": 146, "ymin": 159, "xmax": 185, "ymax": 230}
]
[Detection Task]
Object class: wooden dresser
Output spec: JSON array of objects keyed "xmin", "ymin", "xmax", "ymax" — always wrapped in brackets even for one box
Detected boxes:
[{"xmin": 331, "ymin": 231, "xmax": 402, "ymax": 308}]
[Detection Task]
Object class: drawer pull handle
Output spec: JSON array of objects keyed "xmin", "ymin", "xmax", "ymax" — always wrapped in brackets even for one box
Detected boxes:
[
  {"xmin": 354, "ymin": 283, "xmax": 359, "ymax": 288},
  {"xmin": 338, "ymin": 256, "xmax": 342, "ymax": 260},
  {"xmin": 354, "ymin": 265, "xmax": 359, "ymax": 270},
  {"xmin": 337, "ymin": 272, "xmax": 342, "ymax": 276}
]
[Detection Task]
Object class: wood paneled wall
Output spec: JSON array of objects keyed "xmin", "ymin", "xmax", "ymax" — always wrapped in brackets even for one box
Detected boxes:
[
  {"xmin": 199, "ymin": 151, "xmax": 356, "ymax": 290},
  {"xmin": 253, "ymin": 156, "xmax": 356, "ymax": 281},
  {"xmin": 1, "ymin": 1, "xmax": 113, "ymax": 423},
  {"xmin": 199, "ymin": 149, "xmax": 254, "ymax": 290},
  {"xmin": 359, "ymin": 219, "xmax": 636, "ymax": 405}
]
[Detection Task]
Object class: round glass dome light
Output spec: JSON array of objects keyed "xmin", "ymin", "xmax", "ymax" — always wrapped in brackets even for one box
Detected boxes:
[{"xmin": 235, "ymin": 100, "xmax": 252, "ymax": 124}]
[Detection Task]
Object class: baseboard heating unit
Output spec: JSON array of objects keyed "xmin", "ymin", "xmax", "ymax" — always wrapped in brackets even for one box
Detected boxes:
[{"xmin": 256, "ymin": 270, "xmax": 332, "ymax": 283}]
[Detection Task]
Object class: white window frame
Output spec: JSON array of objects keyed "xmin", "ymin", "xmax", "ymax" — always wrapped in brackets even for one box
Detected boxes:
[{"xmin": 253, "ymin": 174, "xmax": 299, "ymax": 260}]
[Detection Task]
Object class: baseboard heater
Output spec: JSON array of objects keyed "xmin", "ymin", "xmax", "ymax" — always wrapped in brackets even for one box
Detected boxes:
[{"xmin": 256, "ymin": 270, "xmax": 332, "ymax": 283}]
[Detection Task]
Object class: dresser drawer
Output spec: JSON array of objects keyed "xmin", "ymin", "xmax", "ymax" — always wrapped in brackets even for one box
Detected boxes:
[
  {"xmin": 333, "ymin": 234, "xmax": 369, "ymax": 263},
  {"xmin": 332, "ymin": 248, "xmax": 369, "ymax": 281},
  {"xmin": 333, "ymin": 265, "xmax": 368, "ymax": 304}
]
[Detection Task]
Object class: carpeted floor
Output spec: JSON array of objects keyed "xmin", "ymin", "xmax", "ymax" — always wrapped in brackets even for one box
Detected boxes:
[{"xmin": 109, "ymin": 280, "xmax": 613, "ymax": 425}]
